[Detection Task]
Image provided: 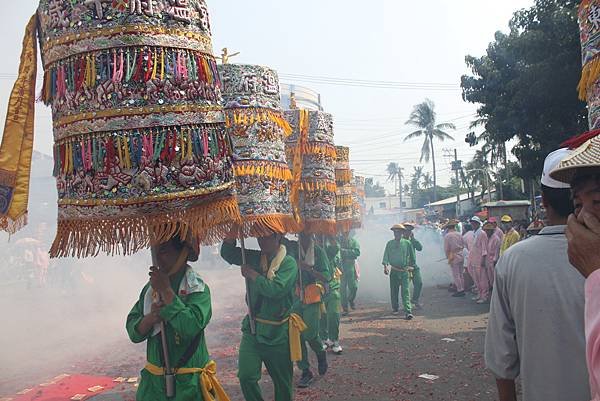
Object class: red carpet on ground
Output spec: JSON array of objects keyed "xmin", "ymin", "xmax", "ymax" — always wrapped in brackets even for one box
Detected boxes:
[{"xmin": 8, "ymin": 375, "xmax": 118, "ymax": 401}]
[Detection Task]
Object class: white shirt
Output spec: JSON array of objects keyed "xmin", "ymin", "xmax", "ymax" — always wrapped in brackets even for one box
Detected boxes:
[{"xmin": 485, "ymin": 225, "xmax": 590, "ymax": 401}]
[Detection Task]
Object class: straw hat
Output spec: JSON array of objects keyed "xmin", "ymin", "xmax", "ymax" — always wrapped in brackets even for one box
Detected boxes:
[
  {"xmin": 403, "ymin": 222, "xmax": 415, "ymax": 230},
  {"xmin": 391, "ymin": 223, "xmax": 406, "ymax": 231},
  {"xmin": 501, "ymin": 215, "xmax": 513, "ymax": 223},
  {"xmin": 527, "ymin": 220, "xmax": 545, "ymax": 233},
  {"xmin": 442, "ymin": 219, "xmax": 459, "ymax": 230},
  {"xmin": 550, "ymin": 133, "xmax": 600, "ymax": 184},
  {"xmin": 483, "ymin": 222, "xmax": 495, "ymax": 230}
]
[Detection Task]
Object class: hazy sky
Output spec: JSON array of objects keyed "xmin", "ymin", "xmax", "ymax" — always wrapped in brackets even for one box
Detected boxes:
[{"xmin": 0, "ymin": 0, "xmax": 533, "ymax": 194}]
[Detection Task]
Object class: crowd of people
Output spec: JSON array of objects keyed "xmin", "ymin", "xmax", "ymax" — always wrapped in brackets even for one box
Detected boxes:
[{"xmin": 124, "ymin": 143, "xmax": 600, "ymax": 401}]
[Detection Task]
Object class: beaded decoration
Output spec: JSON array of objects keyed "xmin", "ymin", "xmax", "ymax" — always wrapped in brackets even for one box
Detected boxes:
[
  {"xmin": 35, "ymin": 0, "xmax": 240, "ymax": 257},
  {"xmin": 335, "ymin": 146, "xmax": 354, "ymax": 233},
  {"xmin": 285, "ymin": 110, "xmax": 337, "ymax": 235},
  {"xmin": 219, "ymin": 64, "xmax": 300, "ymax": 237}
]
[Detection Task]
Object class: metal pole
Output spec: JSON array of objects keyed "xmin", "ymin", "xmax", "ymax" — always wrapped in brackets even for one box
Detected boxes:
[
  {"xmin": 486, "ymin": 171, "xmax": 492, "ymax": 203},
  {"xmin": 454, "ymin": 149, "xmax": 461, "ymax": 218},
  {"xmin": 150, "ymin": 246, "xmax": 175, "ymax": 398},
  {"xmin": 398, "ymin": 166, "xmax": 404, "ymax": 211},
  {"xmin": 239, "ymin": 237, "xmax": 256, "ymax": 335}
]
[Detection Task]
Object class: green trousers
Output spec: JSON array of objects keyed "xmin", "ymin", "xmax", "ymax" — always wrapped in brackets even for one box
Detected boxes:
[
  {"xmin": 238, "ymin": 333, "xmax": 293, "ymax": 401},
  {"xmin": 390, "ymin": 270, "xmax": 412, "ymax": 313},
  {"xmin": 320, "ymin": 290, "xmax": 341, "ymax": 342},
  {"xmin": 297, "ymin": 302, "xmax": 325, "ymax": 371},
  {"xmin": 340, "ymin": 269, "xmax": 358, "ymax": 310},
  {"xmin": 411, "ymin": 267, "xmax": 423, "ymax": 303}
]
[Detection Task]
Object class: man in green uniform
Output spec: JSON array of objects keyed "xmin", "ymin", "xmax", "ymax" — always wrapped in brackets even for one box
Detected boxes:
[
  {"xmin": 339, "ymin": 231, "xmax": 361, "ymax": 315},
  {"xmin": 221, "ymin": 234, "xmax": 300, "ymax": 401},
  {"xmin": 283, "ymin": 232, "xmax": 330, "ymax": 388},
  {"xmin": 382, "ymin": 224, "xmax": 417, "ymax": 320},
  {"xmin": 403, "ymin": 223, "xmax": 424, "ymax": 310},
  {"xmin": 126, "ymin": 234, "xmax": 230, "ymax": 401},
  {"xmin": 321, "ymin": 236, "xmax": 343, "ymax": 354}
]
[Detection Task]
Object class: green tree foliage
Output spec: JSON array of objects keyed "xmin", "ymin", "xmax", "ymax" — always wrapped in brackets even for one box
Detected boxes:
[
  {"xmin": 461, "ymin": 0, "xmax": 587, "ymax": 180},
  {"xmin": 404, "ymin": 99, "xmax": 455, "ymax": 201},
  {"xmin": 365, "ymin": 178, "xmax": 386, "ymax": 198}
]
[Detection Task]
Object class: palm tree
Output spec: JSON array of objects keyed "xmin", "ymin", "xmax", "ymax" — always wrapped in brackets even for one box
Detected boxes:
[
  {"xmin": 405, "ymin": 99, "xmax": 456, "ymax": 201},
  {"xmin": 423, "ymin": 172, "xmax": 433, "ymax": 189},
  {"xmin": 410, "ymin": 166, "xmax": 424, "ymax": 206},
  {"xmin": 465, "ymin": 149, "xmax": 493, "ymax": 202},
  {"xmin": 386, "ymin": 162, "xmax": 402, "ymax": 196}
]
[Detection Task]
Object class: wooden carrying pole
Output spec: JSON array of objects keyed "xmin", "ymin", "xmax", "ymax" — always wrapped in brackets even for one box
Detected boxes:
[
  {"xmin": 240, "ymin": 237, "xmax": 257, "ymax": 335},
  {"xmin": 150, "ymin": 246, "xmax": 176, "ymax": 398}
]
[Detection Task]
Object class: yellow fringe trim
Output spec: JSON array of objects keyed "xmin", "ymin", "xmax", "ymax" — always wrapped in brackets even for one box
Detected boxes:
[
  {"xmin": 300, "ymin": 180, "xmax": 337, "ymax": 193},
  {"xmin": 335, "ymin": 169, "xmax": 353, "ymax": 183},
  {"xmin": 225, "ymin": 109, "xmax": 292, "ymax": 137},
  {"xmin": 50, "ymin": 196, "xmax": 241, "ymax": 258},
  {"xmin": 233, "ymin": 162, "xmax": 293, "ymax": 181},
  {"xmin": 336, "ymin": 219, "xmax": 354, "ymax": 234},
  {"xmin": 579, "ymin": 56, "xmax": 600, "ymax": 101},
  {"xmin": 351, "ymin": 219, "xmax": 363, "ymax": 230},
  {"xmin": 303, "ymin": 219, "xmax": 337, "ymax": 236},
  {"xmin": 0, "ymin": 212, "xmax": 27, "ymax": 235},
  {"xmin": 229, "ymin": 214, "xmax": 303, "ymax": 238},
  {"xmin": 286, "ymin": 142, "xmax": 336, "ymax": 158},
  {"xmin": 336, "ymin": 194, "xmax": 353, "ymax": 208}
]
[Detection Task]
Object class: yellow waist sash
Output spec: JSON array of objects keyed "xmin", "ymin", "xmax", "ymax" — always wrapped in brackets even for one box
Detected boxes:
[
  {"xmin": 254, "ymin": 313, "xmax": 307, "ymax": 362},
  {"xmin": 390, "ymin": 265, "xmax": 414, "ymax": 273},
  {"xmin": 144, "ymin": 360, "xmax": 230, "ymax": 401}
]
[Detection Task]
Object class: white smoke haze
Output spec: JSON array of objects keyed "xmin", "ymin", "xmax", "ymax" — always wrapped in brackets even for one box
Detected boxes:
[
  {"xmin": 354, "ymin": 219, "xmax": 451, "ymax": 304},
  {"xmin": 0, "ymin": 205, "xmax": 246, "ymax": 394},
  {"xmin": 0, "ymin": 159, "xmax": 449, "ymax": 396}
]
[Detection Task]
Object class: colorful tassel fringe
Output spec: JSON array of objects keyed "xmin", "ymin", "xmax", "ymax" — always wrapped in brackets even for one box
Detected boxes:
[
  {"xmin": 335, "ymin": 169, "xmax": 353, "ymax": 184},
  {"xmin": 300, "ymin": 180, "xmax": 337, "ymax": 193},
  {"xmin": 41, "ymin": 46, "xmax": 221, "ymax": 105},
  {"xmin": 225, "ymin": 109, "xmax": 292, "ymax": 137},
  {"xmin": 50, "ymin": 195, "xmax": 241, "ymax": 258},
  {"xmin": 233, "ymin": 162, "xmax": 293, "ymax": 181},
  {"xmin": 303, "ymin": 219, "xmax": 337, "ymax": 236},
  {"xmin": 229, "ymin": 214, "xmax": 303, "ymax": 239},
  {"xmin": 286, "ymin": 142, "xmax": 336, "ymax": 159},
  {"xmin": 53, "ymin": 124, "xmax": 229, "ymax": 176},
  {"xmin": 578, "ymin": 56, "xmax": 600, "ymax": 101}
]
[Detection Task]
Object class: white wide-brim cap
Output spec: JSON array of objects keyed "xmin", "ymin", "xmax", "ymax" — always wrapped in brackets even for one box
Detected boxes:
[{"xmin": 542, "ymin": 148, "xmax": 572, "ymax": 189}]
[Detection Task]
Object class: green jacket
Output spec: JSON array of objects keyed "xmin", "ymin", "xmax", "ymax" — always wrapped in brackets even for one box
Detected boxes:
[
  {"xmin": 126, "ymin": 267, "xmax": 212, "ymax": 401},
  {"xmin": 283, "ymin": 238, "xmax": 332, "ymax": 287},
  {"xmin": 339, "ymin": 237, "xmax": 361, "ymax": 272},
  {"xmin": 325, "ymin": 243, "xmax": 341, "ymax": 291},
  {"xmin": 409, "ymin": 237, "xmax": 423, "ymax": 268},
  {"xmin": 220, "ymin": 241, "xmax": 298, "ymax": 346},
  {"xmin": 382, "ymin": 239, "xmax": 415, "ymax": 268}
]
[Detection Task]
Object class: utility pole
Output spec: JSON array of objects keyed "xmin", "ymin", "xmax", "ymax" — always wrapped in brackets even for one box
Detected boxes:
[
  {"xmin": 398, "ymin": 166, "xmax": 404, "ymax": 211},
  {"xmin": 451, "ymin": 149, "xmax": 462, "ymax": 218}
]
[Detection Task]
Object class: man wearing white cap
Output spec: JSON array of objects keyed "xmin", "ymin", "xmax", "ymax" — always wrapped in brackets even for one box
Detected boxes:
[
  {"xmin": 467, "ymin": 215, "xmax": 489, "ymax": 303},
  {"xmin": 485, "ymin": 149, "xmax": 589, "ymax": 401},
  {"xmin": 550, "ymin": 132, "xmax": 600, "ymax": 401}
]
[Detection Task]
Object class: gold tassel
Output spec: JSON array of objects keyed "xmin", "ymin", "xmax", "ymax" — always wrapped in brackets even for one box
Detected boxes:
[{"xmin": 578, "ymin": 56, "xmax": 600, "ymax": 101}]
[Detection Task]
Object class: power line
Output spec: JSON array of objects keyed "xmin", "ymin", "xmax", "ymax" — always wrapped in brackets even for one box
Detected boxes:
[{"xmin": 280, "ymin": 73, "xmax": 461, "ymax": 91}]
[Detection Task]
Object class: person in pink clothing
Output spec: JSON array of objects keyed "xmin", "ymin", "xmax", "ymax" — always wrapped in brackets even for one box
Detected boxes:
[
  {"xmin": 443, "ymin": 220, "xmax": 466, "ymax": 297},
  {"xmin": 484, "ymin": 222, "xmax": 502, "ymax": 289},
  {"xmin": 563, "ymin": 174, "xmax": 600, "ymax": 401},
  {"xmin": 467, "ymin": 216, "xmax": 489, "ymax": 304},
  {"xmin": 489, "ymin": 217, "xmax": 505, "ymax": 243}
]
